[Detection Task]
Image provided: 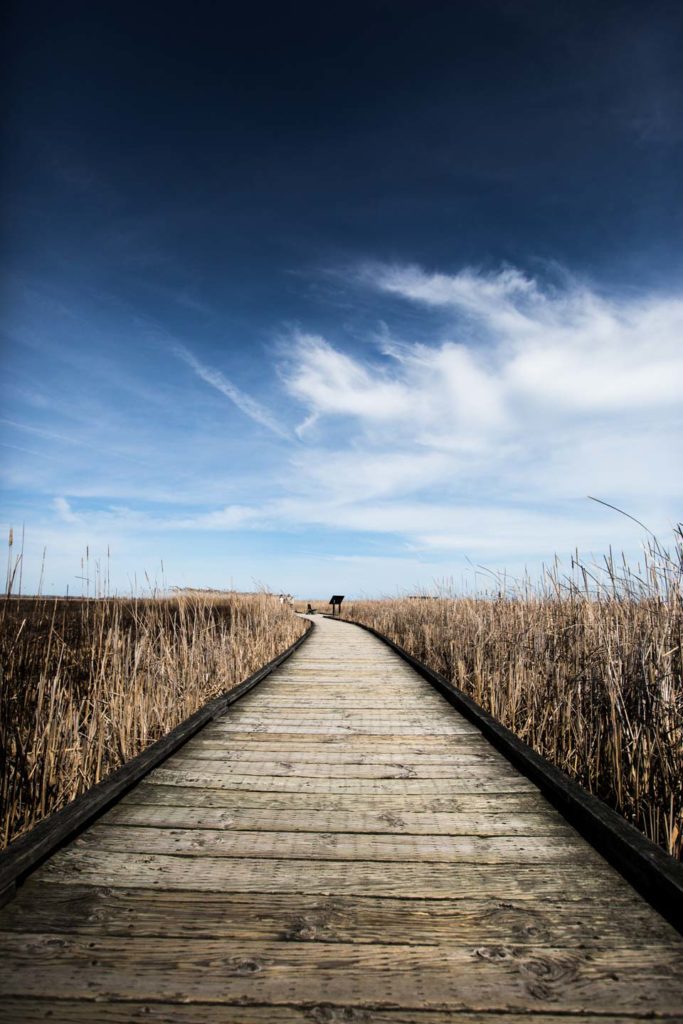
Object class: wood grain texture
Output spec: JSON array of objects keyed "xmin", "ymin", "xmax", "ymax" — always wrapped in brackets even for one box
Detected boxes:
[
  {"xmin": 77, "ymin": 823, "xmax": 593, "ymax": 863},
  {"xmin": 178, "ymin": 741, "xmax": 494, "ymax": 759},
  {"xmin": 145, "ymin": 769, "xmax": 537, "ymax": 793},
  {"xmin": 193, "ymin": 732, "xmax": 490, "ymax": 748},
  {"xmin": 124, "ymin": 782, "xmax": 551, "ymax": 813},
  {"xmin": 167, "ymin": 757, "xmax": 509, "ymax": 778},
  {"xmin": 103, "ymin": 802, "xmax": 576, "ymax": 835},
  {"xmin": 3, "ymin": 885, "xmax": 672, "ymax": 947},
  {"xmin": 38, "ymin": 848, "xmax": 628, "ymax": 899},
  {"xmin": 1, "ymin": 933, "xmax": 682, "ymax": 1013},
  {"xmin": 158, "ymin": 756, "xmax": 522, "ymax": 779},
  {"xmin": 4, "ymin": 1003, "xmax": 678, "ymax": 1024},
  {"xmin": 0, "ymin": 612, "xmax": 681, "ymax": 1021}
]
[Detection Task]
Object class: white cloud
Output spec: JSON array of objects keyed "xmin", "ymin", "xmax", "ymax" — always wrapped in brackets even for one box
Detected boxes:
[
  {"xmin": 176, "ymin": 346, "xmax": 290, "ymax": 439},
  {"xmin": 5, "ymin": 262, "xmax": 681, "ymax": 594},
  {"xmin": 275, "ymin": 263, "xmax": 682, "ymax": 556},
  {"xmin": 285, "ymin": 332, "xmax": 411, "ymax": 426},
  {"xmin": 371, "ymin": 263, "xmax": 540, "ymax": 319},
  {"xmin": 53, "ymin": 496, "xmax": 81, "ymax": 524},
  {"xmin": 370, "ymin": 263, "xmax": 683, "ymax": 413}
]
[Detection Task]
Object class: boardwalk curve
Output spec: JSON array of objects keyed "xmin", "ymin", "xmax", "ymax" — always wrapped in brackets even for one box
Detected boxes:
[{"xmin": 1, "ymin": 613, "xmax": 682, "ymax": 1020}]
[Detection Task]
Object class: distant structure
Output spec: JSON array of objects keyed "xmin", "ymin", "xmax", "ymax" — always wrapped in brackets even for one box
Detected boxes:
[{"xmin": 329, "ymin": 595, "xmax": 344, "ymax": 617}]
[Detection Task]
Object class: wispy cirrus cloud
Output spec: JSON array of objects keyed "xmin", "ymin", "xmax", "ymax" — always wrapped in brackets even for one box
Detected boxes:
[
  {"xmin": 279, "ymin": 263, "xmax": 682, "ymax": 546},
  {"xmin": 176, "ymin": 345, "xmax": 291, "ymax": 440},
  {"xmin": 367, "ymin": 262, "xmax": 683, "ymax": 412},
  {"xmin": 4, "ymin": 261, "xmax": 681, "ymax": 594},
  {"xmin": 285, "ymin": 333, "xmax": 409, "ymax": 426}
]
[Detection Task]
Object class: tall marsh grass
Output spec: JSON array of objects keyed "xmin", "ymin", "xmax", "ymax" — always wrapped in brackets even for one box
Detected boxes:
[
  {"xmin": 344, "ymin": 533, "xmax": 683, "ymax": 859},
  {"xmin": 0, "ymin": 592, "xmax": 305, "ymax": 848}
]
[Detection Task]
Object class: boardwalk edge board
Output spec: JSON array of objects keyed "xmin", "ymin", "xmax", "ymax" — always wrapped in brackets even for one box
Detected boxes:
[
  {"xmin": 328, "ymin": 615, "xmax": 683, "ymax": 933},
  {"xmin": 0, "ymin": 620, "xmax": 314, "ymax": 902}
]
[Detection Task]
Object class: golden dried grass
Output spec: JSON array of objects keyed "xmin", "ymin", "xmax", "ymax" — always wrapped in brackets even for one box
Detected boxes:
[{"xmin": 0, "ymin": 591, "xmax": 305, "ymax": 847}]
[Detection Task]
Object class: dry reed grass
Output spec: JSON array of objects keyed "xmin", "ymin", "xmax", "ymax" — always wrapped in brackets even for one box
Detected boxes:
[
  {"xmin": 0, "ymin": 591, "xmax": 305, "ymax": 848},
  {"xmin": 343, "ymin": 534, "xmax": 683, "ymax": 859},
  {"xmin": 292, "ymin": 599, "xmax": 328, "ymax": 613}
]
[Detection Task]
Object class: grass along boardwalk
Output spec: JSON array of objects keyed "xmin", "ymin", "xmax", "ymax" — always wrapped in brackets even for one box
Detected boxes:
[{"xmin": 0, "ymin": 614, "xmax": 681, "ymax": 1021}]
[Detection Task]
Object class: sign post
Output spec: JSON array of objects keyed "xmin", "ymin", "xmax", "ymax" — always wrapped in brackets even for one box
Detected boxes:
[{"xmin": 329, "ymin": 595, "xmax": 344, "ymax": 617}]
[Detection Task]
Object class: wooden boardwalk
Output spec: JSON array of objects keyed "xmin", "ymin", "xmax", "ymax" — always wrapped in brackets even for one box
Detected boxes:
[{"xmin": 1, "ymin": 614, "xmax": 682, "ymax": 1021}]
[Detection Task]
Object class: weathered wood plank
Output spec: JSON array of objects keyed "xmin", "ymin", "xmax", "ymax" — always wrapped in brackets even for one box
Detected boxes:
[
  {"xmin": 3, "ymin": 1001, "xmax": 670, "ymax": 1024},
  {"xmin": 145, "ymin": 768, "xmax": 538, "ymax": 793},
  {"xmin": 79, "ymin": 824, "xmax": 592, "ymax": 864},
  {"xmin": 37, "ymin": 849, "xmax": 629, "ymax": 900},
  {"xmin": 269, "ymin": 674, "xmax": 420, "ymax": 680},
  {"xmin": 221, "ymin": 713, "xmax": 479, "ymax": 727},
  {"xmin": 163, "ymin": 757, "xmax": 520, "ymax": 780},
  {"xmin": 243, "ymin": 683, "xmax": 443, "ymax": 692},
  {"xmin": 213, "ymin": 725, "xmax": 482, "ymax": 738},
  {"xmin": 246, "ymin": 698, "xmax": 450, "ymax": 707},
  {"xmin": 172, "ymin": 748, "xmax": 502, "ymax": 767},
  {"xmin": 124, "ymin": 782, "xmax": 550, "ymax": 814},
  {"xmin": 1, "ymin": 934, "xmax": 682, "ymax": 1013},
  {"xmin": 3, "ymin": 883, "xmax": 675, "ymax": 947},
  {"xmin": 239, "ymin": 684, "xmax": 439, "ymax": 693},
  {"xmin": 226, "ymin": 710, "xmax": 456, "ymax": 721},
  {"xmin": 198, "ymin": 731, "xmax": 489, "ymax": 748},
  {"xmin": 184, "ymin": 742, "xmax": 493, "ymax": 760},
  {"xmin": 105, "ymin": 802, "xmax": 573, "ymax": 836}
]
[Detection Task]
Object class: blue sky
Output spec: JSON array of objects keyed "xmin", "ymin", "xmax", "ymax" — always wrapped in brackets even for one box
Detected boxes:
[{"xmin": 2, "ymin": 0, "xmax": 682, "ymax": 595}]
